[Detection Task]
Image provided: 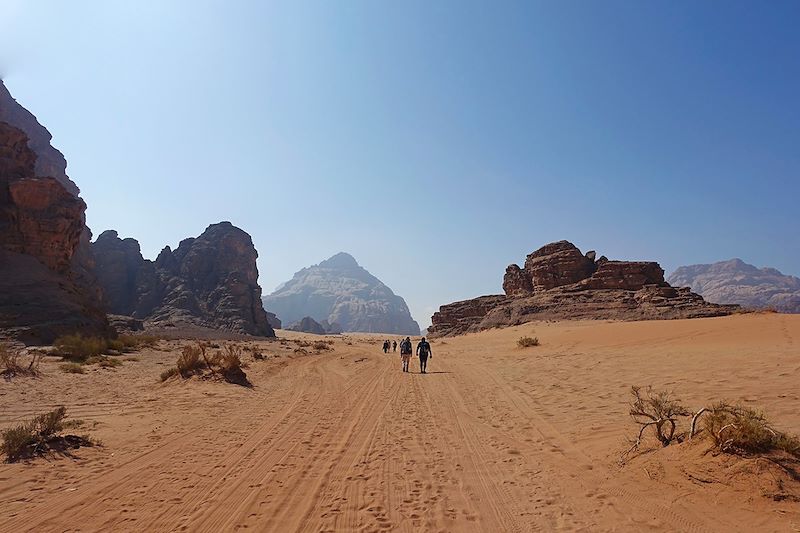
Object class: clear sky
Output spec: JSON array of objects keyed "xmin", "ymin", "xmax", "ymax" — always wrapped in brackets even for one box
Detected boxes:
[{"xmin": 2, "ymin": 1, "xmax": 799, "ymax": 327}]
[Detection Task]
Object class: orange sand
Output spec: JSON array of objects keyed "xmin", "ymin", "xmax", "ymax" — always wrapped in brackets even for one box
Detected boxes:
[{"xmin": 1, "ymin": 313, "xmax": 799, "ymax": 532}]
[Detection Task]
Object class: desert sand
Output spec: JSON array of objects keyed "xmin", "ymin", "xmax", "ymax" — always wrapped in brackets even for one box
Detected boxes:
[{"xmin": 1, "ymin": 313, "xmax": 799, "ymax": 532}]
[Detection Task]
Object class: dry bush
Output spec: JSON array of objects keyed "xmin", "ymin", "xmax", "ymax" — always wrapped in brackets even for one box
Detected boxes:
[
  {"xmin": 294, "ymin": 348, "xmax": 309, "ymax": 356},
  {"xmin": 1, "ymin": 407, "xmax": 97, "ymax": 463},
  {"xmin": 160, "ymin": 367, "xmax": 179, "ymax": 381},
  {"xmin": 312, "ymin": 340, "xmax": 332, "ymax": 351},
  {"xmin": 97, "ymin": 358, "xmax": 122, "ymax": 369},
  {"xmin": 1, "ymin": 342, "xmax": 42, "ymax": 377},
  {"xmin": 217, "ymin": 345, "xmax": 250, "ymax": 386},
  {"xmin": 702, "ymin": 402, "xmax": 800, "ymax": 457},
  {"xmin": 163, "ymin": 343, "xmax": 250, "ymax": 386},
  {"xmin": 59, "ymin": 363, "xmax": 85, "ymax": 374},
  {"xmin": 176, "ymin": 344, "xmax": 206, "ymax": 377},
  {"xmin": 627, "ymin": 386, "xmax": 690, "ymax": 453},
  {"xmin": 517, "ymin": 336, "xmax": 540, "ymax": 348}
]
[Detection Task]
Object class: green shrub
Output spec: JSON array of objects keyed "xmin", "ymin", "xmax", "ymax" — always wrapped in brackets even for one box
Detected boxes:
[
  {"xmin": 517, "ymin": 336, "xmax": 540, "ymax": 348},
  {"xmin": 54, "ymin": 334, "xmax": 108, "ymax": 361}
]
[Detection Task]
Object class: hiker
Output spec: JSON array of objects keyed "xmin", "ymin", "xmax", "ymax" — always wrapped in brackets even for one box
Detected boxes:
[
  {"xmin": 382, "ymin": 340, "xmax": 389, "ymax": 354},
  {"xmin": 392, "ymin": 340, "xmax": 397, "ymax": 352},
  {"xmin": 400, "ymin": 336, "xmax": 413, "ymax": 372},
  {"xmin": 416, "ymin": 337, "xmax": 432, "ymax": 374}
]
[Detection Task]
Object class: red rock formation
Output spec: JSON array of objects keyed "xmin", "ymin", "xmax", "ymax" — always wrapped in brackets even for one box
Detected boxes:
[
  {"xmin": 502, "ymin": 264, "xmax": 533, "ymax": 296},
  {"xmin": 524, "ymin": 240, "xmax": 597, "ymax": 290},
  {"xmin": 0, "ymin": 81, "xmax": 110, "ymax": 343},
  {"xmin": 429, "ymin": 240, "xmax": 737, "ymax": 337},
  {"xmin": 576, "ymin": 261, "xmax": 665, "ymax": 290}
]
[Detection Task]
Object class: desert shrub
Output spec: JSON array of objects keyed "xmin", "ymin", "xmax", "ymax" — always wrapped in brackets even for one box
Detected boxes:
[
  {"xmin": 164, "ymin": 343, "xmax": 249, "ymax": 386},
  {"xmin": 1, "ymin": 407, "xmax": 96, "ymax": 462},
  {"xmin": 176, "ymin": 344, "xmax": 205, "ymax": 377},
  {"xmin": 294, "ymin": 348, "xmax": 309, "ymax": 356},
  {"xmin": 218, "ymin": 346, "xmax": 250, "ymax": 386},
  {"xmin": 160, "ymin": 367, "xmax": 179, "ymax": 381},
  {"xmin": 312, "ymin": 341, "xmax": 332, "ymax": 351},
  {"xmin": 517, "ymin": 336, "xmax": 540, "ymax": 348},
  {"xmin": 116, "ymin": 334, "xmax": 160, "ymax": 351},
  {"xmin": 1, "ymin": 407, "xmax": 66, "ymax": 461},
  {"xmin": 106, "ymin": 338, "xmax": 125, "ymax": 352},
  {"xmin": 627, "ymin": 386, "xmax": 690, "ymax": 452},
  {"xmin": 1, "ymin": 343, "xmax": 42, "ymax": 377},
  {"xmin": 59, "ymin": 363, "xmax": 85, "ymax": 374},
  {"xmin": 703, "ymin": 402, "xmax": 800, "ymax": 457},
  {"xmin": 54, "ymin": 334, "xmax": 108, "ymax": 361},
  {"xmin": 96, "ymin": 358, "xmax": 122, "ymax": 369}
]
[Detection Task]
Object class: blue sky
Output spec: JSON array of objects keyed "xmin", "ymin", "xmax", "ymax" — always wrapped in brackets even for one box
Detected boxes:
[{"xmin": 2, "ymin": 1, "xmax": 798, "ymax": 327}]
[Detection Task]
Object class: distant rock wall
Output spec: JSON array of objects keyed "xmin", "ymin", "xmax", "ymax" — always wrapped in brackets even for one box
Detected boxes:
[
  {"xmin": 668, "ymin": 259, "xmax": 800, "ymax": 313},
  {"xmin": 91, "ymin": 223, "xmax": 275, "ymax": 337},
  {"xmin": 429, "ymin": 240, "xmax": 737, "ymax": 337}
]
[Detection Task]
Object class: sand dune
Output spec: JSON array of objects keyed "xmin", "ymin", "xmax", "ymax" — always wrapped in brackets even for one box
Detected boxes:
[{"xmin": 1, "ymin": 314, "xmax": 799, "ymax": 532}]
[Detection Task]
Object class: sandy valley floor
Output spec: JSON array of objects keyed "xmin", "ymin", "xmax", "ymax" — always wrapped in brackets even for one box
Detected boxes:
[{"xmin": 1, "ymin": 313, "xmax": 799, "ymax": 532}]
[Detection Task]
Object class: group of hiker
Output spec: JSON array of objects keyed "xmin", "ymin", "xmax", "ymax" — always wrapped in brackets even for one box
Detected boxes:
[{"xmin": 382, "ymin": 337, "xmax": 432, "ymax": 373}]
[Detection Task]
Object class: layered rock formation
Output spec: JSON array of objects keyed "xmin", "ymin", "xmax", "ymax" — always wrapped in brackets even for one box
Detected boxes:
[
  {"xmin": 429, "ymin": 240, "xmax": 737, "ymax": 337},
  {"xmin": 263, "ymin": 252, "xmax": 420, "ymax": 335},
  {"xmin": 90, "ymin": 223, "xmax": 274, "ymax": 337},
  {"xmin": 0, "ymin": 81, "xmax": 109, "ymax": 343},
  {"xmin": 668, "ymin": 259, "xmax": 800, "ymax": 313}
]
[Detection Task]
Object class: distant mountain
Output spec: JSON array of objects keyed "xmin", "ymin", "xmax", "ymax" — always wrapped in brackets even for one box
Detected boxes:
[
  {"xmin": 263, "ymin": 253, "xmax": 420, "ymax": 335},
  {"xmin": 668, "ymin": 259, "xmax": 800, "ymax": 313}
]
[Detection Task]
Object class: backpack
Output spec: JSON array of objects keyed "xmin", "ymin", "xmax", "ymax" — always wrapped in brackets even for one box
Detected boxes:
[{"xmin": 418, "ymin": 341, "xmax": 430, "ymax": 356}]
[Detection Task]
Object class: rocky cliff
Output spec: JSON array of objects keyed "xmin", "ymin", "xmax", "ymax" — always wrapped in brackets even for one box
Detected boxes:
[
  {"xmin": 263, "ymin": 252, "xmax": 420, "ymax": 335},
  {"xmin": 91, "ymin": 223, "xmax": 274, "ymax": 337},
  {"xmin": 429, "ymin": 240, "xmax": 737, "ymax": 337},
  {"xmin": 668, "ymin": 259, "xmax": 800, "ymax": 313},
  {"xmin": 0, "ymin": 81, "xmax": 109, "ymax": 343}
]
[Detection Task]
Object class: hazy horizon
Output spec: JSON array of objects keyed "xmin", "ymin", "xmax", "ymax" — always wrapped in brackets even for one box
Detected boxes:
[{"xmin": 2, "ymin": 1, "xmax": 799, "ymax": 327}]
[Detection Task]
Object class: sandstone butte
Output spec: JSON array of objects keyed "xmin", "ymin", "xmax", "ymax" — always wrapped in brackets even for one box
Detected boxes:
[{"xmin": 428, "ymin": 240, "xmax": 739, "ymax": 337}]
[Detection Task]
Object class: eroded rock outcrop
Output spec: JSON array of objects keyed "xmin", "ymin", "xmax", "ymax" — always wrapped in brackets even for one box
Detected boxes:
[
  {"xmin": 0, "ymin": 81, "xmax": 109, "ymax": 343},
  {"xmin": 668, "ymin": 259, "xmax": 800, "ymax": 313},
  {"xmin": 263, "ymin": 252, "xmax": 420, "ymax": 335},
  {"xmin": 429, "ymin": 240, "xmax": 737, "ymax": 337},
  {"xmin": 91, "ymin": 223, "xmax": 274, "ymax": 337}
]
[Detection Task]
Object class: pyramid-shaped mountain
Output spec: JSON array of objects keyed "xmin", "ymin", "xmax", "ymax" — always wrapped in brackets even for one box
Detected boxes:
[{"xmin": 263, "ymin": 253, "xmax": 420, "ymax": 335}]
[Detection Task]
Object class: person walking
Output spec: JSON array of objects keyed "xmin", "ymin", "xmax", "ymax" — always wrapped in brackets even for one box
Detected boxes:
[
  {"xmin": 416, "ymin": 337, "xmax": 432, "ymax": 374},
  {"xmin": 383, "ymin": 340, "xmax": 389, "ymax": 354},
  {"xmin": 392, "ymin": 340, "xmax": 397, "ymax": 352},
  {"xmin": 399, "ymin": 337, "xmax": 412, "ymax": 372}
]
